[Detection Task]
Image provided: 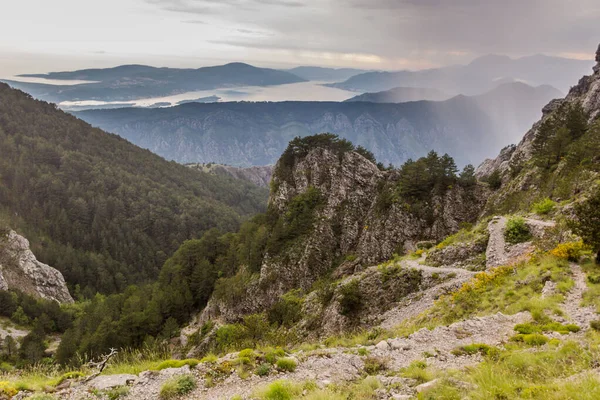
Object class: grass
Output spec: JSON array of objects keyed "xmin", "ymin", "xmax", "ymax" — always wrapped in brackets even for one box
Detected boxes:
[
  {"xmin": 399, "ymin": 360, "xmax": 433, "ymax": 384},
  {"xmin": 153, "ymin": 359, "xmax": 200, "ymax": 371},
  {"xmin": 276, "ymin": 358, "xmax": 297, "ymax": 372},
  {"xmin": 404, "ymin": 255, "xmax": 572, "ymax": 331},
  {"xmin": 254, "ymin": 377, "xmax": 382, "ymax": 400},
  {"xmin": 514, "ymin": 322, "xmax": 580, "ymax": 335},
  {"xmin": 582, "ymin": 259, "xmax": 600, "ymax": 312},
  {"xmin": 451, "ymin": 343, "xmax": 499, "ymax": 358},
  {"xmin": 159, "ymin": 374, "xmax": 196, "ymax": 399},
  {"xmin": 363, "ymin": 356, "xmax": 388, "ymax": 375},
  {"xmin": 417, "ymin": 339, "xmax": 600, "ymax": 400}
]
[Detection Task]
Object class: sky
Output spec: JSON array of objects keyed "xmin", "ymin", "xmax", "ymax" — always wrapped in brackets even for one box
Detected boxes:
[{"xmin": 1, "ymin": 0, "xmax": 600, "ymax": 76}]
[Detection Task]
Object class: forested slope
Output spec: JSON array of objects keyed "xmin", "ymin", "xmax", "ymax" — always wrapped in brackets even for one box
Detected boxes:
[{"xmin": 0, "ymin": 83, "xmax": 268, "ymax": 295}]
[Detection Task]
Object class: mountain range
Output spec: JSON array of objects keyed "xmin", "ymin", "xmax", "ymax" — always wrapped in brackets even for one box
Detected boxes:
[
  {"xmin": 286, "ymin": 66, "xmax": 370, "ymax": 82},
  {"xmin": 344, "ymin": 87, "xmax": 452, "ymax": 102},
  {"xmin": 75, "ymin": 82, "xmax": 562, "ymax": 167},
  {"xmin": 327, "ymin": 54, "xmax": 593, "ymax": 95},
  {"xmin": 2, "ymin": 63, "xmax": 306, "ymax": 103}
]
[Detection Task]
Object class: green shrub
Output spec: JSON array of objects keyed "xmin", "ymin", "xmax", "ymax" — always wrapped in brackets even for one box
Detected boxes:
[
  {"xmin": 451, "ymin": 343, "xmax": 499, "ymax": 358},
  {"xmin": 357, "ymin": 347, "xmax": 369, "ymax": 356},
  {"xmin": 532, "ymin": 198, "xmax": 556, "ymax": 215},
  {"xmin": 268, "ymin": 290, "xmax": 304, "ymax": 327},
  {"xmin": 400, "ymin": 360, "xmax": 431, "ymax": 384},
  {"xmin": 256, "ymin": 363, "xmax": 271, "ymax": 377},
  {"xmin": 154, "ymin": 359, "xmax": 200, "ymax": 371},
  {"xmin": 276, "ymin": 357, "xmax": 297, "ymax": 372},
  {"xmin": 264, "ymin": 347, "xmax": 286, "ymax": 364},
  {"xmin": 159, "ymin": 375, "xmax": 197, "ymax": 399},
  {"xmin": 200, "ymin": 353, "xmax": 218, "ymax": 363},
  {"xmin": 504, "ymin": 217, "xmax": 532, "ymax": 244},
  {"xmin": 255, "ymin": 380, "xmax": 300, "ymax": 400},
  {"xmin": 591, "ymin": 320, "xmax": 600, "ymax": 331},
  {"xmin": 514, "ymin": 322, "xmax": 580, "ymax": 335},
  {"xmin": 339, "ymin": 280, "xmax": 362, "ymax": 317},
  {"xmin": 103, "ymin": 386, "xmax": 130, "ymax": 400},
  {"xmin": 363, "ymin": 356, "xmax": 388, "ymax": 374},
  {"xmin": 511, "ymin": 333, "xmax": 549, "ymax": 346},
  {"xmin": 486, "ymin": 170, "xmax": 502, "ymax": 190}
]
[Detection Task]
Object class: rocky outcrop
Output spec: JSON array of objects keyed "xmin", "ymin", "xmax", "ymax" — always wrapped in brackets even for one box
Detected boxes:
[
  {"xmin": 0, "ymin": 231, "xmax": 73, "ymax": 303},
  {"xmin": 195, "ymin": 145, "xmax": 487, "ymax": 329},
  {"xmin": 187, "ymin": 163, "xmax": 273, "ymax": 188}
]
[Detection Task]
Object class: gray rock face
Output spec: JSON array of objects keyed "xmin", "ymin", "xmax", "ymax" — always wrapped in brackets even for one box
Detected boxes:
[
  {"xmin": 0, "ymin": 231, "xmax": 73, "ymax": 303},
  {"xmin": 198, "ymin": 146, "xmax": 487, "ymax": 325}
]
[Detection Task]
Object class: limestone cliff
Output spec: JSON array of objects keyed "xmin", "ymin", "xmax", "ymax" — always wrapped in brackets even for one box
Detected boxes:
[
  {"xmin": 195, "ymin": 141, "xmax": 486, "ymax": 330},
  {"xmin": 0, "ymin": 230, "xmax": 73, "ymax": 303}
]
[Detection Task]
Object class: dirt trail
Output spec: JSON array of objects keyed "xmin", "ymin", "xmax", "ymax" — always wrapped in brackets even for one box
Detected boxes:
[
  {"xmin": 559, "ymin": 263, "xmax": 597, "ymax": 331},
  {"xmin": 486, "ymin": 216, "xmax": 556, "ymax": 269},
  {"xmin": 378, "ymin": 258, "xmax": 476, "ymax": 330}
]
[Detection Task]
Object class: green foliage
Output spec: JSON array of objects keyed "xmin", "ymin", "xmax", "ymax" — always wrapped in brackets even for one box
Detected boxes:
[
  {"xmin": 268, "ymin": 290, "xmax": 304, "ymax": 327},
  {"xmin": 267, "ymin": 186, "xmax": 324, "ymax": 254},
  {"xmin": 363, "ymin": 356, "xmax": 388, "ymax": 374},
  {"xmin": 451, "ymin": 343, "xmax": 499, "ymax": 358},
  {"xmin": 276, "ymin": 133, "xmax": 358, "ymax": 184},
  {"xmin": 400, "ymin": 360, "xmax": 432, "ymax": 384},
  {"xmin": 255, "ymin": 380, "xmax": 301, "ymax": 400},
  {"xmin": 570, "ymin": 189, "xmax": 600, "ymax": 262},
  {"xmin": 514, "ymin": 322, "xmax": 580, "ymax": 335},
  {"xmin": 532, "ymin": 198, "xmax": 556, "ymax": 215},
  {"xmin": 103, "ymin": 386, "xmax": 130, "ymax": 400},
  {"xmin": 504, "ymin": 217, "xmax": 532, "ymax": 244},
  {"xmin": 511, "ymin": 333, "xmax": 549, "ymax": 346},
  {"xmin": 339, "ymin": 280, "xmax": 362, "ymax": 317},
  {"xmin": 0, "ymin": 84, "xmax": 268, "ymax": 295},
  {"xmin": 159, "ymin": 374, "xmax": 196, "ymax": 399},
  {"xmin": 485, "ymin": 170, "xmax": 502, "ymax": 190},
  {"xmin": 256, "ymin": 363, "xmax": 271, "ymax": 377},
  {"xmin": 154, "ymin": 359, "xmax": 200, "ymax": 371},
  {"xmin": 275, "ymin": 357, "xmax": 297, "ymax": 372},
  {"xmin": 591, "ymin": 320, "xmax": 600, "ymax": 331},
  {"xmin": 397, "ymin": 151, "xmax": 459, "ymax": 202}
]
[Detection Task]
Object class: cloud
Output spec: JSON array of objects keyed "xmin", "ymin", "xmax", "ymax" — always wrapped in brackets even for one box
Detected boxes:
[
  {"xmin": 145, "ymin": 0, "xmax": 600, "ymax": 67},
  {"xmin": 181, "ymin": 19, "xmax": 208, "ymax": 24}
]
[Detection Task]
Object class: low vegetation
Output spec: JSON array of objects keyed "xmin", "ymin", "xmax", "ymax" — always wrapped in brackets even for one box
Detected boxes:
[{"xmin": 159, "ymin": 374, "xmax": 196, "ymax": 399}]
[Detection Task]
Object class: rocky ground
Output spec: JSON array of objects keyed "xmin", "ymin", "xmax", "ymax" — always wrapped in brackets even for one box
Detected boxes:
[{"xmin": 40, "ymin": 214, "xmax": 599, "ymax": 400}]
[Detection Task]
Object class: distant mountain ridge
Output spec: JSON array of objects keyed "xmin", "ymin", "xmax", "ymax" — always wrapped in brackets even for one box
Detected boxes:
[
  {"xmin": 286, "ymin": 66, "xmax": 370, "ymax": 82},
  {"xmin": 74, "ymin": 82, "xmax": 560, "ymax": 168},
  {"xmin": 3, "ymin": 63, "xmax": 305, "ymax": 103},
  {"xmin": 344, "ymin": 87, "xmax": 452, "ymax": 102},
  {"xmin": 327, "ymin": 54, "xmax": 593, "ymax": 95}
]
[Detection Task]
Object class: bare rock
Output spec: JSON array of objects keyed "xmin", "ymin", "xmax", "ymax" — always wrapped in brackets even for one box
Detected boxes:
[
  {"xmin": 0, "ymin": 231, "xmax": 73, "ymax": 303},
  {"xmin": 89, "ymin": 374, "xmax": 137, "ymax": 391},
  {"xmin": 415, "ymin": 379, "xmax": 439, "ymax": 393}
]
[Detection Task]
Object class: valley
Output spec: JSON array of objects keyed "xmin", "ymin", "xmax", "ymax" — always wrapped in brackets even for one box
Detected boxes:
[{"xmin": 0, "ymin": 3, "xmax": 600, "ymax": 398}]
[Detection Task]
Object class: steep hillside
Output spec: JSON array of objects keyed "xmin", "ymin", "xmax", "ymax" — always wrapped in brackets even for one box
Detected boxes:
[
  {"xmin": 3, "ymin": 63, "xmax": 306, "ymax": 103},
  {"xmin": 75, "ymin": 83, "xmax": 557, "ymax": 168},
  {"xmin": 0, "ymin": 83, "xmax": 268, "ymax": 295},
  {"xmin": 327, "ymin": 54, "xmax": 593, "ymax": 94},
  {"xmin": 477, "ymin": 46, "xmax": 600, "ymax": 215}
]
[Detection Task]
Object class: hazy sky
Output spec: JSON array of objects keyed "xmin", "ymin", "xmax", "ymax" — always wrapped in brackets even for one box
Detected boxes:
[{"xmin": 1, "ymin": 0, "xmax": 600, "ymax": 75}]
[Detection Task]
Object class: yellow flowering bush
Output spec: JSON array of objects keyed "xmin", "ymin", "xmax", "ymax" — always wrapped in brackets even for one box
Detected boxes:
[
  {"xmin": 0, "ymin": 381, "xmax": 17, "ymax": 397},
  {"xmin": 550, "ymin": 241, "xmax": 587, "ymax": 261}
]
